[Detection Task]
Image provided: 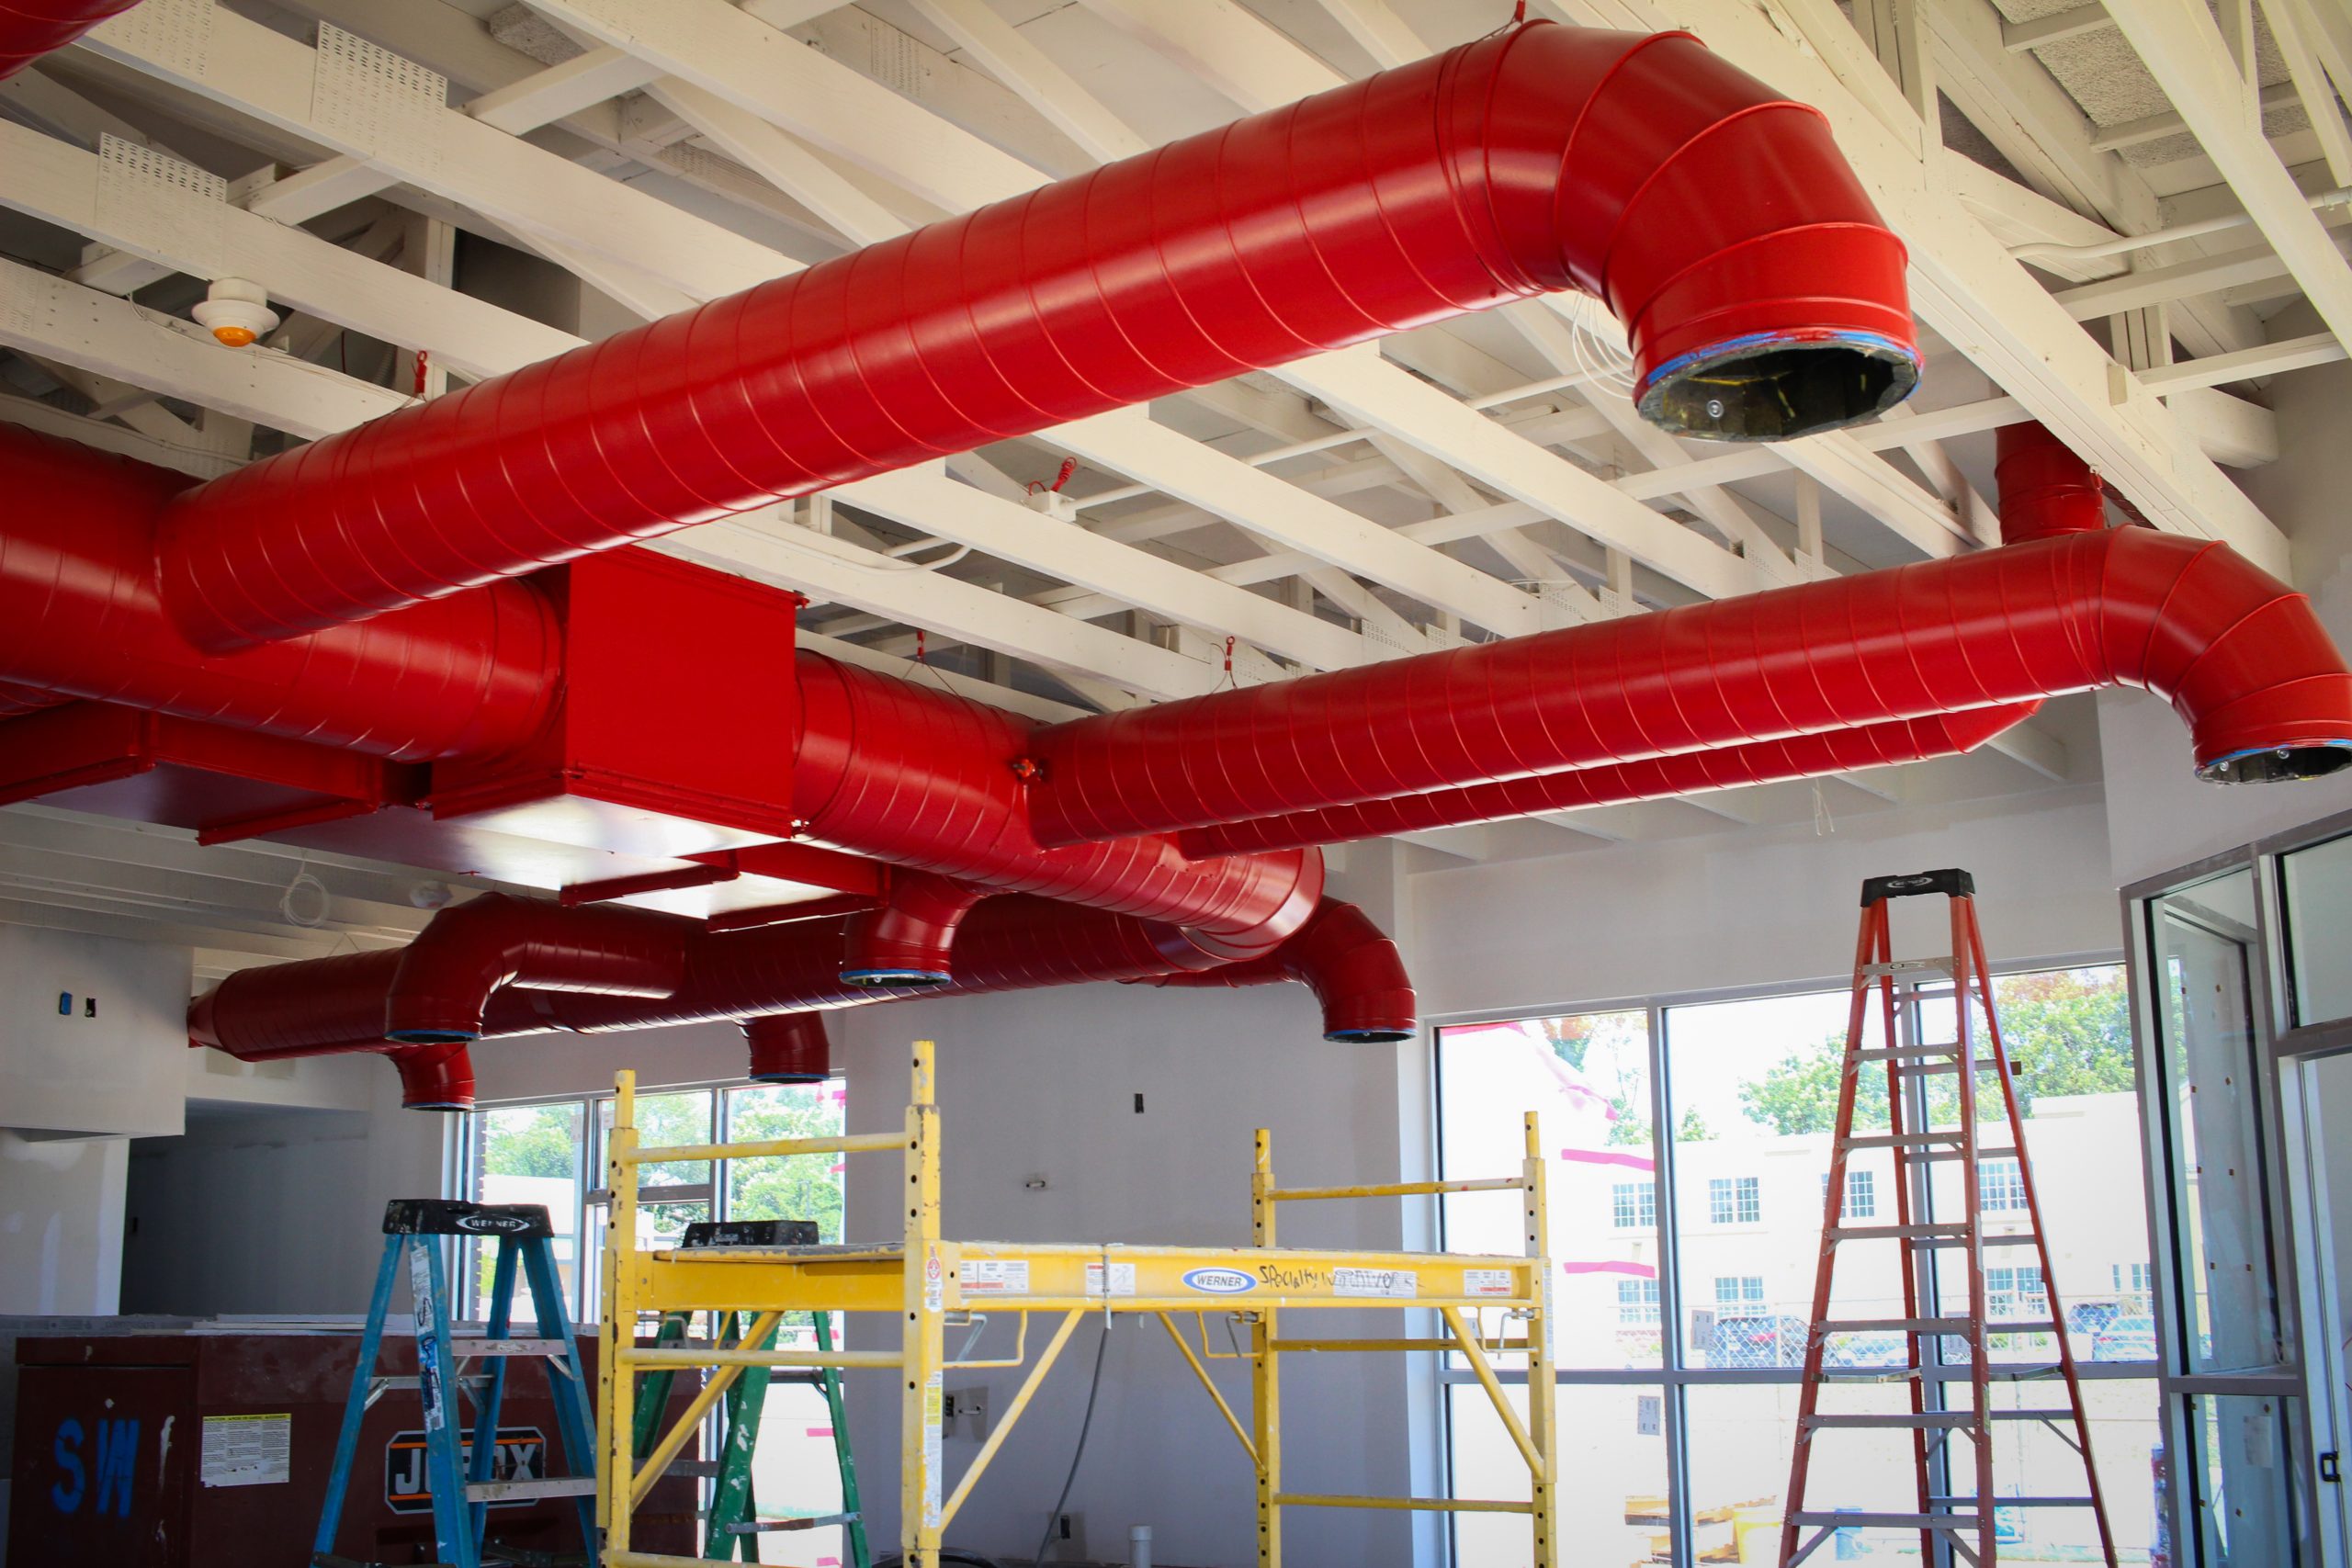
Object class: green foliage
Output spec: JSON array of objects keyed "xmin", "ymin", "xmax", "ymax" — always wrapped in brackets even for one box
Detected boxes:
[
  {"xmin": 1540, "ymin": 1012, "xmax": 1656, "ymax": 1150},
  {"xmin": 725, "ymin": 1085, "xmax": 847, "ymax": 1245},
  {"xmin": 480, "ymin": 1104, "xmax": 583, "ymax": 1181},
  {"xmin": 1735, "ymin": 968, "xmax": 2133, "ymax": 1136}
]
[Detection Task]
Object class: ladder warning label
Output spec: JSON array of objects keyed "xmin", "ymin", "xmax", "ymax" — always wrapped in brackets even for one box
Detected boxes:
[
  {"xmin": 1333, "ymin": 1267, "xmax": 1419, "ymax": 1299},
  {"xmin": 199, "ymin": 1412, "xmax": 289, "ymax": 1487},
  {"xmin": 1462, "ymin": 1269, "xmax": 1516, "ymax": 1298},
  {"xmin": 962, "ymin": 1258, "xmax": 1030, "ymax": 1295},
  {"xmin": 922, "ymin": 1374, "xmax": 944, "ymax": 1529},
  {"xmin": 1084, "ymin": 1261, "xmax": 1136, "ymax": 1298}
]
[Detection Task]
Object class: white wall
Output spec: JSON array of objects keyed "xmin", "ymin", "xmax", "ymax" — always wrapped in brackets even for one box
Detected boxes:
[
  {"xmin": 1414, "ymin": 783, "xmax": 2124, "ymax": 1021},
  {"xmin": 0, "ymin": 925, "xmax": 189, "ymax": 1137},
  {"xmin": 0, "ymin": 1132, "xmax": 126, "ymax": 1314}
]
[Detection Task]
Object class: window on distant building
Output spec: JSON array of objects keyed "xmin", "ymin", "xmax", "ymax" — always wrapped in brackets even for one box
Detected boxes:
[
  {"xmin": 1714, "ymin": 1275, "xmax": 1767, "ymax": 1315},
  {"xmin": 1709, "ymin": 1175, "xmax": 1761, "ymax": 1224},
  {"xmin": 1818, "ymin": 1168, "xmax": 1877, "ymax": 1220},
  {"xmin": 2113, "ymin": 1262, "xmax": 2153, "ymax": 1295},
  {"xmin": 1612, "ymin": 1179, "xmax": 1657, "ymax": 1230},
  {"xmin": 1986, "ymin": 1265, "xmax": 2048, "ymax": 1320},
  {"xmin": 1980, "ymin": 1156, "xmax": 2029, "ymax": 1212},
  {"xmin": 1617, "ymin": 1278, "xmax": 1661, "ymax": 1325}
]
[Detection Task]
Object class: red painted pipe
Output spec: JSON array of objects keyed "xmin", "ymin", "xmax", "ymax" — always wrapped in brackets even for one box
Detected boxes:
[
  {"xmin": 791, "ymin": 652, "xmax": 1322, "ymax": 956},
  {"xmin": 840, "ymin": 871, "xmax": 985, "ymax": 987},
  {"xmin": 153, "ymin": 21, "xmax": 1914, "ymax": 652},
  {"xmin": 743, "ymin": 1012, "xmax": 831, "ymax": 1084},
  {"xmin": 1996, "ymin": 423, "xmax": 2107, "ymax": 543},
  {"xmin": 383, "ymin": 892, "xmax": 690, "ymax": 1044},
  {"xmin": 0, "ymin": 425, "xmax": 560, "ymax": 761},
  {"xmin": 1031, "ymin": 526, "xmax": 2352, "ymax": 847},
  {"xmin": 190, "ymin": 895, "xmax": 1247, "ymax": 1061},
  {"xmin": 1176, "ymin": 706, "xmax": 2042, "ymax": 856},
  {"xmin": 1139, "ymin": 899, "xmax": 1415, "ymax": 1043},
  {"xmin": 0, "ymin": 0, "xmax": 141, "ymax": 81},
  {"xmin": 0, "ymin": 681, "xmax": 66, "ymax": 718}
]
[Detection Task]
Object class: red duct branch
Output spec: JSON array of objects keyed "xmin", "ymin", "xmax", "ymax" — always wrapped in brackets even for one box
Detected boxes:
[
  {"xmin": 840, "ymin": 871, "xmax": 985, "ymax": 987},
  {"xmin": 0, "ymin": 0, "xmax": 141, "ymax": 81},
  {"xmin": 1179, "ymin": 706, "xmax": 2041, "ymax": 858},
  {"xmin": 153, "ymin": 21, "xmax": 1914, "ymax": 652},
  {"xmin": 1031, "ymin": 525, "xmax": 2352, "ymax": 846},
  {"xmin": 384, "ymin": 893, "xmax": 689, "ymax": 1044},
  {"xmin": 1996, "ymin": 422, "xmax": 2107, "ymax": 543},
  {"xmin": 743, "ymin": 1012, "xmax": 831, "ymax": 1084},
  {"xmin": 189, "ymin": 896, "xmax": 1415, "ymax": 1107}
]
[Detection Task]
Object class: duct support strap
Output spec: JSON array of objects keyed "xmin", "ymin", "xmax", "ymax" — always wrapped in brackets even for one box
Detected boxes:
[{"xmin": 152, "ymin": 21, "xmax": 1917, "ymax": 652}]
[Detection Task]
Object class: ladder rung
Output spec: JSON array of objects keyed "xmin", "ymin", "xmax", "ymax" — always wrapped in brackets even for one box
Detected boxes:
[
  {"xmin": 1895, "ymin": 1062, "xmax": 1962, "ymax": 1077},
  {"xmin": 1827, "ymin": 1222, "xmax": 1973, "ymax": 1242},
  {"xmin": 1983, "ymin": 1321, "xmax": 2059, "ymax": 1334},
  {"xmin": 1819, "ymin": 1366, "xmax": 1926, "ymax": 1382},
  {"xmin": 465, "ymin": 1475, "xmax": 597, "ymax": 1501},
  {"xmin": 1822, "ymin": 1316, "xmax": 1973, "ymax": 1335},
  {"xmin": 728, "ymin": 1513, "xmax": 861, "ymax": 1534},
  {"xmin": 457, "ymin": 1337, "xmax": 569, "ymax": 1359},
  {"xmin": 1991, "ymin": 1408, "xmax": 2084, "ymax": 1421},
  {"xmin": 1853, "ymin": 1045, "xmax": 1962, "ymax": 1062},
  {"xmin": 1860, "ymin": 958, "xmax": 1955, "ymax": 976},
  {"xmin": 1978, "ymin": 1234, "xmax": 2043, "ymax": 1247},
  {"xmin": 1804, "ymin": 1412, "xmax": 1973, "ymax": 1429},
  {"xmin": 1789, "ymin": 1511, "xmax": 1979, "ymax": 1530},
  {"xmin": 370, "ymin": 1373, "xmax": 492, "ymax": 1393},
  {"xmin": 1917, "ymin": 1145, "xmax": 2018, "ymax": 1162},
  {"xmin": 1841, "ymin": 1131, "xmax": 1966, "ymax": 1149}
]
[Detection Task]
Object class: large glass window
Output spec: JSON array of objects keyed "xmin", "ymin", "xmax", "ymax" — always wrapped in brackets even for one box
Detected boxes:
[{"xmin": 1436, "ymin": 961, "xmax": 2160, "ymax": 1565}]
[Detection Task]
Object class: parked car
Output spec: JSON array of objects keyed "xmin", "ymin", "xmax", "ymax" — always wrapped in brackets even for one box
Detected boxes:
[{"xmin": 2094, "ymin": 1314, "xmax": 2157, "ymax": 1360}]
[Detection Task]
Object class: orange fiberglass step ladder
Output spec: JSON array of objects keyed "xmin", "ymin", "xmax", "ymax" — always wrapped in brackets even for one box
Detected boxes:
[{"xmin": 1777, "ymin": 869, "xmax": 2119, "ymax": 1568}]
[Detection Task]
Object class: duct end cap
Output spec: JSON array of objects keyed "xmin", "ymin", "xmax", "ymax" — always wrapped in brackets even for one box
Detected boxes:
[
  {"xmin": 1638, "ymin": 333, "xmax": 1919, "ymax": 443},
  {"xmin": 839, "ymin": 966, "xmax": 953, "ymax": 988},
  {"xmin": 1327, "ymin": 1026, "xmax": 1415, "ymax": 1043},
  {"xmin": 2197, "ymin": 740, "xmax": 2352, "ymax": 786}
]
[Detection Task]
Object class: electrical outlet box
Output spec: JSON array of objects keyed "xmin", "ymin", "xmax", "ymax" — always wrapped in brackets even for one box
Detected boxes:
[{"xmin": 944, "ymin": 1383, "xmax": 989, "ymax": 1438}]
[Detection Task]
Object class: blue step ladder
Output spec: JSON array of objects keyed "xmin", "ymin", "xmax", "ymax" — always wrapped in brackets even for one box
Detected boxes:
[{"xmin": 312, "ymin": 1200, "xmax": 600, "ymax": 1568}]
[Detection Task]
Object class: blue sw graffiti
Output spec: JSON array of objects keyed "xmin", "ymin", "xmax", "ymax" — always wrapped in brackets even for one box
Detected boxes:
[{"xmin": 51, "ymin": 1416, "xmax": 139, "ymax": 1517}]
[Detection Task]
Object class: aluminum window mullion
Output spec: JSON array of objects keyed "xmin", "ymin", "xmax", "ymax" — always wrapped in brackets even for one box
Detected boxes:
[{"xmin": 1648, "ymin": 1001, "xmax": 1695, "ymax": 1568}]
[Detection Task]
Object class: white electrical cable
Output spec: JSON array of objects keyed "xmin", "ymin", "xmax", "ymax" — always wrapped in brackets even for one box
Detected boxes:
[
  {"xmin": 2010, "ymin": 187, "xmax": 2352, "ymax": 265},
  {"xmin": 279, "ymin": 870, "xmax": 330, "ymax": 928}
]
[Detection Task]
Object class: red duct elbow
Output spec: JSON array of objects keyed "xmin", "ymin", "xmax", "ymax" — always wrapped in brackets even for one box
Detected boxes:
[
  {"xmin": 0, "ymin": 0, "xmax": 141, "ymax": 81},
  {"xmin": 743, "ymin": 1012, "xmax": 831, "ymax": 1084},
  {"xmin": 1141, "ymin": 899, "xmax": 1416, "ymax": 1043},
  {"xmin": 1180, "ymin": 706, "xmax": 2042, "ymax": 857},
  {"xmin": 1997, "ymin": 423, "xmax": 2107, "ymax": 543},
  {"xmin": 1032, "ymin": 527, "xmax": 2352, "ymax": 845},
  {"xmin": 0, "ymin": 682, "xmax": 66, "ymax": 719},
  {"xmin": 152, "ymin": 21, "xmax": 1913, "ymax": 652},
  {"xmin": 841, "ymin": 872, "xmax": 985, "ymax": 987},
  {"xmin": 0, "ymin": 426, "xmax": 560, "ymax": 761},
  {"xmin": 383, "ymin": 892, "xmax": 689, "ymax": 1043}
]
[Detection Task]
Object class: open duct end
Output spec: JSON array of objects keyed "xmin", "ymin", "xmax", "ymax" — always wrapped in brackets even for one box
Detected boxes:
[
  {"xmin": 839, "ymin": 967, "xmax": 953, "ymax": 988},
  {"xmin": 1636, "ymin": 333, "xmax": 1919, "ymax": 443},
  {"xmin": 2197, "ymin": 741, "xmax": 2352, "ymax": 785},
  {"xmin": 743, "ymin": 1013, "xmax": 831, "ymax": 1083},
  {"xmin": 390, "ymin": 1043, "xmax": 476, "ymax": 1111},
  {"xmin": 1327, "ymin": 1026, "xmax": 1416, "ymax": 1044},
  {"xmin": 383, "ymin": 1025, "xmax": 480, "ymax": 1045}
]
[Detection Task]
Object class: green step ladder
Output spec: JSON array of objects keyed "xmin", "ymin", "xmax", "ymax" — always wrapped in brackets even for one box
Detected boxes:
[{"xmin": 628, "ymin": 1220, "xmax": 869, "ymax": 1566}]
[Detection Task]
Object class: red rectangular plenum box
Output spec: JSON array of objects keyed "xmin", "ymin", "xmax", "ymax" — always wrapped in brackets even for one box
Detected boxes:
[
  {"xmin": 429, "ymin": 547, "xmax": 805, "ymax": 862},
  {"xmin": 7, "ymin": 1328, "xmax": 698, "ymax": 1566}
]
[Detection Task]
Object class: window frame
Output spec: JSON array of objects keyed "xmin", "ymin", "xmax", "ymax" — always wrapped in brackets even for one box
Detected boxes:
[{"xmin": 1430, "ymin": 951, "xmax": 2153, "ymax": 1568}]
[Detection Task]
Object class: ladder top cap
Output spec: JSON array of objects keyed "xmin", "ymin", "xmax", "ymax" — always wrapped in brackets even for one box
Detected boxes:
[
  {"xmin": 1860, "ymin": 868, "xmax": 1974, "ymax": 906},
  {"xmin": 382, "ymin": 1197, "xmax": 555, "ymax": 1238}
]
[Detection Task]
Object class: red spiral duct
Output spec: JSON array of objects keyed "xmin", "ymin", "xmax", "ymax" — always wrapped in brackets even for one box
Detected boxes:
[
  {"xmin": 383, "ymin": 891, "xmax": 691, "ymax": 1044},
  {"xmin": 0, "ymin": 681, "xmax": 67, "ymax": 719},
  {"xmin": 0, "ymin": 0, "xmax": 141, "ymax": 81},
  {"xmin": 191, "ymin": 895, "xmax": 1259, "ymax": 1064},
  {"xmin": 153, "ymin": 21, "xmax": 1915, "ymax": 652},
  {"xmin": 743, "ymin": 1012, "xmax": 831, "ymax": 1084},
  {"xmin": 1178, "ymin": 706, "xmax": 2042, "ymax": 857},
  {"xmin": 791, "ymin": 653, "xmax": 1322, "ymax": 955},
  {"xmin": 1139, "ymin": 899, "xmax": 1415, "ymax": 1043},
  {"xmin": 1030, "ymin": 525, "xmax": 2352, "ymax": 847},
  {"xmin": 0, "ymin": 425, "xmax": 560, "ymax": 761}
]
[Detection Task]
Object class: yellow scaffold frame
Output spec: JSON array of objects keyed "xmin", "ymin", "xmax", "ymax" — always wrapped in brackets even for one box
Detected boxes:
[{"xmin": 596, "ymin": 1040, "xmax": 1558, "ymax": 1567}]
